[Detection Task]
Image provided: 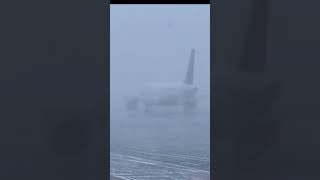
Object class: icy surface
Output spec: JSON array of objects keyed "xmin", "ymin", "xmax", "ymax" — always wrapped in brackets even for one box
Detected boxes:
[{"xmin": 110, "ymin": 109, "xmax": 210, "ymax": 180}]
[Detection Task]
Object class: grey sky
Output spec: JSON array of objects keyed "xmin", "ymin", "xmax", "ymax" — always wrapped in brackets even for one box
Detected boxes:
[
  {"xmin": 110, "ymin": 6, "xmax": 211, "ymax": 178},
  {"xmin": 110, "ymin": 5, "xmax": 210, "ymax": 109}
]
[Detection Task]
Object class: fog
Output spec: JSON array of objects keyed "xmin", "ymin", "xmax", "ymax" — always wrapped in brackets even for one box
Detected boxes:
[
  {"xmin": 110, "ymin": 5, "xmax": 210, "ymax": 180},
  {"xmin": 111, "ymin": 5, "xmax": 210, "ymax": 109}
]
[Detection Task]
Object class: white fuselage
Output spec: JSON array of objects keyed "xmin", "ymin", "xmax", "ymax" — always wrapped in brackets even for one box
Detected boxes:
[
  {"xmin": 138, "ymin": 82, "xmax": 198, "ymax": 107},
  {"xmin": 124, "ymin": 49, "xmax": 197, "ymax": 112}
]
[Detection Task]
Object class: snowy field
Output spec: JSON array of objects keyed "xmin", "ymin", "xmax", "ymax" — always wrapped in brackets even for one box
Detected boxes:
[{"xmin": 110, "ymin": 107, "xmax": 210, "ymax": 180}]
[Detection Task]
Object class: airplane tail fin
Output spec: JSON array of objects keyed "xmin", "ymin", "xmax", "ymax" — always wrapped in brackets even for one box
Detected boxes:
[{"xmin": 184, "ymin": 49, "xmax": 195, "ymax": 85}]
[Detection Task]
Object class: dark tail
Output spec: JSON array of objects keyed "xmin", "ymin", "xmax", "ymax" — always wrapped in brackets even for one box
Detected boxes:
[{"xmin": 184, "ymin": 49, "xmax": 195, "ymax": 85}]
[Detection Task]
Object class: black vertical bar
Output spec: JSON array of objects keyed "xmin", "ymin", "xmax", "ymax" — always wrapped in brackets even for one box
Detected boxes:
[
  {"xmin": 0, "ymin": 0, "xmax": 109, "ymax": 179},
  {"xmin": 238, "ymin": 0, "xmax": 270, "ymax": 73},
  {"xmin": 213, "ymin": 0, "xmax": 281, "ymax": 180}
]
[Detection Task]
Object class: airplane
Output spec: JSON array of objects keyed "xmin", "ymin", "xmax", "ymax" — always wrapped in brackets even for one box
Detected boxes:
[{"xmin": 124, "ymin": 49, "xmax": 198, "ymax": 114}]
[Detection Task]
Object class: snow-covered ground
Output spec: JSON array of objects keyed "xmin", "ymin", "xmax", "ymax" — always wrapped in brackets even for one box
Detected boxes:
[{"xmin": 110, "ymin": 108, "xmax": 210, "ymax": 180}]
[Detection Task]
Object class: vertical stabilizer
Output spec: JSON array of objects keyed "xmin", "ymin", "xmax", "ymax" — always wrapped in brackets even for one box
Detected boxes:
[{"xmin": 184, "ymin": 49, "xmax": 195, "ymax": 85}]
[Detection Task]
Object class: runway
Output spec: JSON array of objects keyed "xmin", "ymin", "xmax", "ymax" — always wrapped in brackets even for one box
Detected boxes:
[{"xmin": 110, "ymin": 108, "xmax": 210, "ymax": 180}]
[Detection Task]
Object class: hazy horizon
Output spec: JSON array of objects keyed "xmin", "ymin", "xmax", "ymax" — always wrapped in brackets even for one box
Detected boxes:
[
  {"xmin": 111, "ymin": 5, "xmax": 210, "ymax": 111},
  {"xmin": 110, "ymin": 5, "xmax": 210, "ymax": 180}
]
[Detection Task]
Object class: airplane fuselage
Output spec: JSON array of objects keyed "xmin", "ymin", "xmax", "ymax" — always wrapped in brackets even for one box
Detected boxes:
[
  {"xmin": 124, "ymin": 49, "xmax": 197, "ymax": 113},
  {"xmin": 138, "ymin": 83, "xmax": 198, "ymax": 107}
]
